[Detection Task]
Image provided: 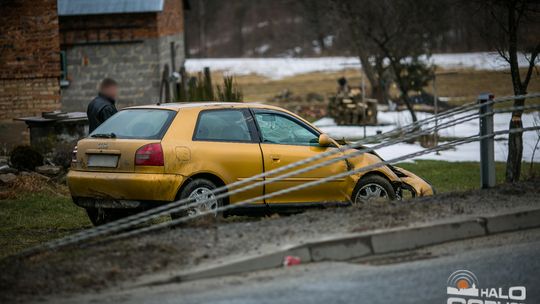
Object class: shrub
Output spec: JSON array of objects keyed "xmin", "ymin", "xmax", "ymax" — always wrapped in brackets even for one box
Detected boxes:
[
  {"xmin": 177, "ymin": 67, "xmax": 243, "ymax": 102},
  {"xmin": 10, "ymin": 145, "xmax": 43, "ymax": 171}
]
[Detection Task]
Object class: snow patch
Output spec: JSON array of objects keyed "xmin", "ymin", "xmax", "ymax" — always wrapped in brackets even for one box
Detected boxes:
[
  {"xmin": 312, "ymin": 111, "xmax": 540, "ymax": 163},
  {"xmin": 185, "ymin": 52, "xmax": 531, "ymax": 80}
]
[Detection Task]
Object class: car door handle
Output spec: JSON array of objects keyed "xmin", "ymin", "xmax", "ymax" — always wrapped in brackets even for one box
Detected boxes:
[{"xmin": 270, "ymin": 154, "xmax": 281, "ymax": 161}]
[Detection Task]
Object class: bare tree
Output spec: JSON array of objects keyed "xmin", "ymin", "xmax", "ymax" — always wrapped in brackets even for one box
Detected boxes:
[
  {"xmin": 298, "ymin": 0, "xmax": 330, "ymax": 53},
  {"xmin": 198, "ymin": 0, "xmax": 207, "ymax": 57},
  {"xmin": 233, "ymin": 0, "xmax": 250, "ymax": 56},
  {"xmin": 185, "ymin": 0, "xmax": 508, "ymax": 58},
  {"xmin": 473, "ymin": 0, "xmax": 539, "ymax": 182},
  {"xmin": 332, "ymin": 0, "xmax": 448, "ymax": 123},
  {"xmin": 331, "ymin": 0, "xmax": 390, "ymax": 104}
]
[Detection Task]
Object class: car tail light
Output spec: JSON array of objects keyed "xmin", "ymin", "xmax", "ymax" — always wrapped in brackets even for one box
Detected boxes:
[
  {"xmin": 72, "ymin": 145, "xmax": 78, "ymax": 164},
  {"xmin": 135, "ymin": 143, "xmax": 164, "ymax": 166}
]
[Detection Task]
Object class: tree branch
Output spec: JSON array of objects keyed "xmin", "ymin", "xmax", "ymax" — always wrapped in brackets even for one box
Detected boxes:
[{"xmin": 522, "ymin": 44, "xmax": 540, "ymax": 89}]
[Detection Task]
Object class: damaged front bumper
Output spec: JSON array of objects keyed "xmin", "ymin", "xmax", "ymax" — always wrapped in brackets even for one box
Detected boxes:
[{"xmin": 390, "ymin": 165, "xmax": 435, "ymax": 198}]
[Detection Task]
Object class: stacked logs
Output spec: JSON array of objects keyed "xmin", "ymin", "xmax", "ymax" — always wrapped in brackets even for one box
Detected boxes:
[{"xmin": 328, "ymin": 78, "xmax": 378, "ymax": 126}]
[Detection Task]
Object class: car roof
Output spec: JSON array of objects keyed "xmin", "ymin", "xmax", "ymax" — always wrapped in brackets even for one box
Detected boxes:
[
  {"xmin": 125, "ymin": 102, "xmax": 324, "ymax": 134},
  {"xmin": 125, "ymin": 102, "xmax": 284, "ymax": 112}
]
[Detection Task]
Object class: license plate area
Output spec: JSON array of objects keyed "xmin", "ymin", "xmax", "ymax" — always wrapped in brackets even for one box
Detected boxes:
[{"xmin": 87, "ymin": 154, "xmax": 119, "ymax": 168}]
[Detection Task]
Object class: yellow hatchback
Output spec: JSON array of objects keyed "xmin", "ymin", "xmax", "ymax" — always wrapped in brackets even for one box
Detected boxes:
[{"xmin": 68, "ymin": 102, "xmax": 433, "ymax": 225}]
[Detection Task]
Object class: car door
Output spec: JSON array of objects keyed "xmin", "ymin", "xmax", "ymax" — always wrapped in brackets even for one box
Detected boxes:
[
  {"xmin": 252, "ymin": 109, "xmax": 349, "ymax": 204},
  {"xmin": 189, "ymin": 108, "xmax": 265, "ymax": 205}
]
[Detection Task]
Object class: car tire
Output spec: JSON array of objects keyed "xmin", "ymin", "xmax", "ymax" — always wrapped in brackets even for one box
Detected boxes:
[
  {"xmin": 352, "ymin": 175, "xmax": 396, "ymax": 204},
  {"xmin": 171, "ymin": 178, "xmax": 224, "ymax": 220},
  {"xmin": 85, "ymin": 207, "xmax": 132, "ymax": 226}
]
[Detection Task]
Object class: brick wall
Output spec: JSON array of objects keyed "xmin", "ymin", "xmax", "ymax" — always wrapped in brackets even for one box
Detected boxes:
[
  {"xmin": 59, "ymin": 13, "xmax": 158, "ymax": 46},
  {"xmin": 157, "ymin": 0, "xmax": 185, "ymax": 37},
  {"xmin": 0, "ymin": 78, "xmax": 60, "ymax": 120},
  {"xmin": 0, "ymin": 0, "xmax": 61, "ymax": 121},
  {"xmin": 59, "ymin": 0, "xmax": 185, "ymax": 46}
]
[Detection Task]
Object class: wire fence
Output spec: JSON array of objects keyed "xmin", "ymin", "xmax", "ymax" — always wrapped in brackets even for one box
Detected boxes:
[
  {"xmin": 19, "ymin": 93, "xmax": 540, "ymax": 256},
  {"xmin": 107, "ymin": 125, "xmax": 540, "ymax": 242}
]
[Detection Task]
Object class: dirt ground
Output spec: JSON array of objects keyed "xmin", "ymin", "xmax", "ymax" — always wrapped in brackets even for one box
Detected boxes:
[{"xmin": 1, "ymin": 179, "xmax": 539, "ymax": 303}]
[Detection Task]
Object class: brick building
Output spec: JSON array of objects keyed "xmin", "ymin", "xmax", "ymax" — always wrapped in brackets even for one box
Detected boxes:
[
  {"xmin": 58, "ymin": 0, "xmax": 188, "ymax": 112},
  {"xmin": 0, "ymin": 0, "xmax": 62, "ymax": 121}
]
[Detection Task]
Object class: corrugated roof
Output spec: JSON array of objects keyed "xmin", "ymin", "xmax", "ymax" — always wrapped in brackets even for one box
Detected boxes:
[{"xmin": 58, "ymin": 0, "xmax": 164, "ymax": 16}]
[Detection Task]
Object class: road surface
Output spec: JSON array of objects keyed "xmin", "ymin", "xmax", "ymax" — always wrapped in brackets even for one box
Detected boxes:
[{"xmin": 47, "ymin": 228, "xmax": 540, "ymax": 304}]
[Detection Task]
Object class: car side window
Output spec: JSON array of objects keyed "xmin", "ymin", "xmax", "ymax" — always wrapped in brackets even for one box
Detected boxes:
[
  {"xmin": 194, "ymin": 110, "xmax": 253, "ymax": 142},
  {"xmin": 255, "ymin": 113, "xmax": 319, "ymax": 146}
]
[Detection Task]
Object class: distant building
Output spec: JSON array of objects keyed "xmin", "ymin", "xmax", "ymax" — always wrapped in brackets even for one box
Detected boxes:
[
  {"xmin": 0, "ymin": 0, "xmax": 62, "ymax": 121},
  {"xmin": 58, "ymin": 0, "xmax": 188, "ymax": 111}
]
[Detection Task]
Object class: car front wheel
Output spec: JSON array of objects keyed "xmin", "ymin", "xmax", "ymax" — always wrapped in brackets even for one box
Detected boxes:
[{"xmin": 352, "ymin": 175, "xmax": 396, "ymax": 204}]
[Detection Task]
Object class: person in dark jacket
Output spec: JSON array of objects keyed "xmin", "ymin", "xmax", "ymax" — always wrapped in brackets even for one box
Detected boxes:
[{"xmin": 87, "ymin": 78, "xmax": 119, "ymax": 133}]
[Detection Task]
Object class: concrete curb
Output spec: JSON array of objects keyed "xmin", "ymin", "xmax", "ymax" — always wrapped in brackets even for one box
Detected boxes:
[
  {"xmin": 138, "ymin": 206, "xmax": 540, "ymax": 287},
  {"xmin": 485, "ymin": 207, "xmax": 540, "ymax": 234},
  {"xmin": 370, "ymin": 217, "xmax": 486, "ymax": 254}
]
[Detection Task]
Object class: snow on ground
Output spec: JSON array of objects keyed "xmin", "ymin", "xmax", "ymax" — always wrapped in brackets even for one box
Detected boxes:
[
  {"xmin": 185, "ymin": 52, "xmax": 530, "ymax": 80},
  {"xmin": 313, "ymin": 111, "xmax": 540, "ymax": 163}
]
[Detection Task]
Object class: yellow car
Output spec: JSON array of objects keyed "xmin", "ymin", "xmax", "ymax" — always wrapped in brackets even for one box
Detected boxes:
[{"xmin": 68, "ymin": 102, "xmax": 433, "ymax": 225}]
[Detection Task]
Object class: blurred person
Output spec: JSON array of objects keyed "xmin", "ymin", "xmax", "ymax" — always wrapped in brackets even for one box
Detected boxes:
[
  {"xmin": 87, "ymin": 78, "xmax": 119, "ymax": 133},
  {"xmin": 337, "ymin": 77, "xmax": 350, "ymax": 96}
]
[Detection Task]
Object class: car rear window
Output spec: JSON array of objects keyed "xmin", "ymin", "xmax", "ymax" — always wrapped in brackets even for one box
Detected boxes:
[{"xmin": 90, "ymin": 109, "xmax": 176, "ymax": 139}]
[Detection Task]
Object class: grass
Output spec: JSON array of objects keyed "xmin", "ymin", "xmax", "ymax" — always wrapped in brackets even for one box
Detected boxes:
[
  {"xmin": 396, "ymin": 160, "xmax": 539, "ymax": 193},
  {"xmin": 0, "ymin": 192, "xmax": 90, "ymax": 259}
]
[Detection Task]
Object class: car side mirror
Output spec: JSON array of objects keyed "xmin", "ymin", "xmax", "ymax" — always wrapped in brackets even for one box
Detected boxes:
[{"xmin": 318, "ymin": 133, "xmax": 333, "ymax": 147}]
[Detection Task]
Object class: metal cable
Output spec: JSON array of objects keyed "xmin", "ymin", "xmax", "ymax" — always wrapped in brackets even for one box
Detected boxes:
[
  {"xmin": 19, "ymin": 94, "xmax": 540, "ymax": 254},
  {"xmin": 30, "ymin": 104, "xmax": 485, "ymax": 252},
  {"xmin": 57, "ymin": 93, "xmax": 539, "ymax": 231},
  {"xmin": 20, "ymin": 97, "xmax": 477, "ymax": 252},
  {"xmin": 97, "ymin": 102, "xmax": 540, "ymax": 222},
  {"xmin": 108, "ymin": 125, "xmax": 540, "ymax": 241}
]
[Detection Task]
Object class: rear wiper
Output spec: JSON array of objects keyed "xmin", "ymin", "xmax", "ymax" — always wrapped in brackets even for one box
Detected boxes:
[{"xmin": 91, "ymin": 132, "xmax": 116, "ymax": 138}]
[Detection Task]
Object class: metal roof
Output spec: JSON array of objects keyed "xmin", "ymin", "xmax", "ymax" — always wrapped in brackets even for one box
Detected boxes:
[{"xmin": 58, "ymin": 0, "xmax": 164, "ymax": 16}]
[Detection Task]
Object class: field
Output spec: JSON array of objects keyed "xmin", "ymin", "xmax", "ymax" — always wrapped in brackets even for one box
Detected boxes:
[
  {"xmin": 1, "ymin": 161, "xmax": 538, "ymax": 259},
  {"xmin": 209, "ymin": 68, "xmax": 540, "ymax": 107}
]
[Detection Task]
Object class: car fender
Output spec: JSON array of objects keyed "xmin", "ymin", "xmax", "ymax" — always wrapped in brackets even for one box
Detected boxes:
[{"xmin": 343, "ymin": 151, "xmax": 401, "ymax": 195}]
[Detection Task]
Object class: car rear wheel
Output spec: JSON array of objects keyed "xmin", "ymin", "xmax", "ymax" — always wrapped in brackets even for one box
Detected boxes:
[
  {"xmin": 171, "ymin": 178, "xmax": 224, "ymax": 220},
  {"xmin": 352, "ymin": 175, "xmax": 396, "ymax": 204}
]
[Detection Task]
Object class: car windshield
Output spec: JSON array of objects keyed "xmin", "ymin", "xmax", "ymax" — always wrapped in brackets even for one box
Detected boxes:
[{"xmin": 90, "ymin": 109, "xmax": 176, "ymax": 139}]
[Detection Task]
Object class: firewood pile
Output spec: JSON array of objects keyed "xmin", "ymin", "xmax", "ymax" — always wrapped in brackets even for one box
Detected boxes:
[{"xmin": 328, "ymin": 78, "xmax": 378, "ymax": 125}]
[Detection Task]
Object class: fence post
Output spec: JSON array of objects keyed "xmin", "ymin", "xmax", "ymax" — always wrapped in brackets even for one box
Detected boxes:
[{"xmin": 478, "ymin": 93, "xmax": 495, "ymax": 188}]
